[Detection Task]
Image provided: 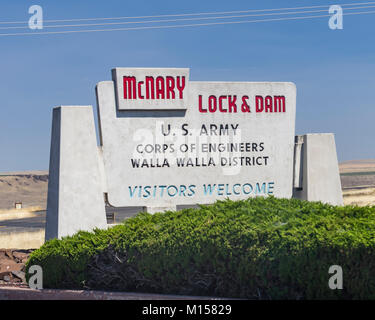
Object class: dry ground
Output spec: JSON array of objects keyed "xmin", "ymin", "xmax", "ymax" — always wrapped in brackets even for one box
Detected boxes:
[
  {"xmin": 342, "ymin": 187, "xmax": 375, "ymax": 206},
  {"xmin": 0, "ymin": 172, "xmax": 48, "ymax": 210},
  {"xmin": 339, "ymin": 160, "xmax": 375, "ymax": 206},
  {"xmin": 339, "ymin": 159, "xmax": 375, "ymax": 174}
]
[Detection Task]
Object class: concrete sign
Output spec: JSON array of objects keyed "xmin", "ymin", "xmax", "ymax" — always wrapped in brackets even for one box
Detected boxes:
[
  {"xmin": 46, "ymin": 66, "xmax": 344, "ymax": 239},
  {"xmin": 97, "ymin": 69, "xmax": 297, "ymax": 208}
]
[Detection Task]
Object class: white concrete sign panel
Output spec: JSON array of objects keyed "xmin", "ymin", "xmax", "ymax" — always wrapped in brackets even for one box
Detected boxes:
[
  {"xmin": 112, "ymin": 68, "xmax": 189, "ymax": 111},
  {"xmin": 97, "ymin": 68, "xmax": 297, "ymax": 207},
  {"xmin": 46, "ymin": 67, "xmax": 345, "ymax": 239}
]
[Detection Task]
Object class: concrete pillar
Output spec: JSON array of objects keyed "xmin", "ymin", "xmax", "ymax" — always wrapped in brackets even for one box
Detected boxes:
[
  {"xmin": 45, "ymin": 106, "xmax": 107, "ymax": 240},
  {"xmin": 293, "ymin": 133, "xmax": 343, "ymax": 206}
]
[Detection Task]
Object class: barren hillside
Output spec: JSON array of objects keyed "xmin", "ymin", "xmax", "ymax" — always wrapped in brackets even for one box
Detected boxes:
[
  {"xmin": 339, "ymin": 159, "xmax": 375, "ymax": 173},
  {"xmin": 0, "ymin": 172, "xmax": 48, "ymax": 209}
]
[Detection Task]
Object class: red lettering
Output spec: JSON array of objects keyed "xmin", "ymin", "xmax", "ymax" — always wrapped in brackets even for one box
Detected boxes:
[
  {"xmin": 228, "ymin": 95, "xmax": 237, "ymax": 113},
  {"xmin": 208, "ymin": 95, "xmax": 217, "ymax": 112},
  {"xmin": 274, "ymin": 96, "xmax": 286, "ymax": 112},
  {"xmin": 176, "ymin": 76, "xmax": 185, "ymax": 99},
  {"xmin": 255, "ymin": 96, "xmax": 264, "ymax": 112},
  {"xmin": 145, "ymin": 76, "xmax": 155, "ymax": 99},
  {"xmin": 123, "ymin": 76, "xmax": 136, "ymax": 99},
  {"xmin": 241, "ymin": 96, "xmax": 250, "ymax": 112},
  {"xmin": 265, "ymin": 96, "xmax": 272, "ymax": 112},
  {"xmin": 137, "ymin": 81, "xmax": 144, "ymax": 99},
  {"xmin": 219, "ymin": 96, "xmax": 227, "ymax": 112},
  {"xmin": 156, "ymin": 76, "xmax": 165, "ymax": 99},
  {"xmin": 198, "ymin": 95, "xmax": 207, "ymax": 113},
  {"xmin": 166, "ymin": 76, "xmax": 175, "ymax": 99}
]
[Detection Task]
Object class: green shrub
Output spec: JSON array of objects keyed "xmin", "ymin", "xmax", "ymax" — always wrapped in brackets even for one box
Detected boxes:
[{"xmin": 26, "ymin": 197, "xmax": 375, "ymax": 299}]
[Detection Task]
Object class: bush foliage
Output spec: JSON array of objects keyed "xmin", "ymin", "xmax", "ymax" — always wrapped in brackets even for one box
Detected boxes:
[{"xmin": 26, "ymin": 197, "xmax": 375, "ymax": 299}]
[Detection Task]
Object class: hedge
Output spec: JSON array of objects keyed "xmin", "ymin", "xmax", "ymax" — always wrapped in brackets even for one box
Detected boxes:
[{"xmin": 26, "ymin": 197, "xmax": 375, "ymax": 299}]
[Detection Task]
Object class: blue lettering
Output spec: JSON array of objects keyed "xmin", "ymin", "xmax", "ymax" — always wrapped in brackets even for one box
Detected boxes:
[
  {"xmin": 129, "ymin": 186, "xmax": 137, "ymax": 198},
  {"xmin": 242, "ymin": 183, "xmax": 253, "ymax": 195},
  {"xmin": 233, "ymin": 184, "xmax": 241, "ymax": 195},
  {"xmin": 255, "ymin": 182, "xmax": 266, "ymax": 194},
  {"xmin": 203, "ymin": 184, "xmax": 216, "ymax": 195},
  {"xmin": 179, "ymin": 185, "xmax": 187, "ymax": 196},
  {"xmin": 167, "ymin": 185, "xmax": 178, "ymax": 197},
  {"xmin": 217, "ymin": 184, "xmax": 224, "ymax": 196},
  {"xmin": 225, "ymin": 184, "xmax": 232, "ymax": 196},
  {"xmin": 159, "ymin": 185, "xmax": 167, "ymax": 197},
  {"xmin": 143, "ymin": 186, "xmax": 151, "ymax": 198},
  {"xmin": 188, "ymin": 185, "xmax": 196, "ymax": 196},
  {"xmin": 268, "ymin": 182, "xmax": 275, "ymax": 194}
]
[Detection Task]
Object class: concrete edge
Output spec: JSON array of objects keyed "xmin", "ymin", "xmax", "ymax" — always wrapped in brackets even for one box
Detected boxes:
[
  {"xmin": 0, "ymin": 229, "xmax": 44, "ymax": 249},
  {"xmin": 0, "ymin": 286, "xmax": 233, "ymax": 300}
]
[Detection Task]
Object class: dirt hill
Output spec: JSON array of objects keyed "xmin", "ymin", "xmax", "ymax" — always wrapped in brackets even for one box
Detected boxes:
[
  {"xmin": 0, "ymin": 172, "xmax": 48, "ymax": 210},
  {"xmin": 339, "ymin": 159, "xmax": 375, "ymax": 174}
]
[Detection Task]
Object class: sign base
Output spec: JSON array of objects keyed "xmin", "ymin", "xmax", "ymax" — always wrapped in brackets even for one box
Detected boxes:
[
  {"xmin": 293, "ymin": 133, "xmax": 343, "ymax": 206},
  {"xmin": 45, "ymin": 106, "xmax": 107, "ymax": 240}
]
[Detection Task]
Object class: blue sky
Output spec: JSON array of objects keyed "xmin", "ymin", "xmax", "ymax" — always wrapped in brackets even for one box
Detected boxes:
[{"xmin": 0, "ymin": 0, "xmax": 374, "ymax": 171}]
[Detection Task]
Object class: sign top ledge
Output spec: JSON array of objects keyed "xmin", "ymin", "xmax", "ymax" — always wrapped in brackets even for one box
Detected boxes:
[
  {"xmin": 111, "ymin": 67, "xmax": 190, "ymax": 70},
  {"xmin": 190, "ymin": 80, "xmax": 296, "ymax": 86},
  {"xmin": 110, "ymin": 68, "xmax": 295, "ymax": 86}
]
